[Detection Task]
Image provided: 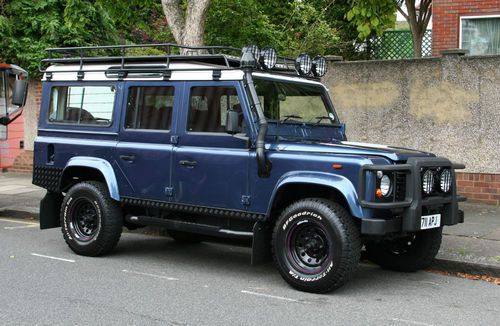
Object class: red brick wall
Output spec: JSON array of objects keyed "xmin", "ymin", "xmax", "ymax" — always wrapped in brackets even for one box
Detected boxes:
[
  {"xmin": 432, "ymin": 0, "xmax": 500, "ymax": 56},
  {"xmin": 456, "ymin": 172, "xmax": 500, "ymax": 205},
  {"xmin": 9, "ymin": 150, "xmax": 33, "ymax": 173}
]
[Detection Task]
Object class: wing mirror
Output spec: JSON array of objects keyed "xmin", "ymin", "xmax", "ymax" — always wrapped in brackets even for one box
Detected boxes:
[
  {"xmin": 225, "ymin": 110, "xmax": 240, "ymax": 134},
  {"xmin": 12, "ymin": 79, "xmax": 28, "ymax": 107}
]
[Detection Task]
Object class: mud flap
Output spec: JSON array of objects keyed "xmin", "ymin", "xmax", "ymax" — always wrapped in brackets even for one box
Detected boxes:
[
  {"xmin": 39, "ymin": 191, "xmax": 63, "ymax": 229},
  {"xmin": 251, "ymin": 221, "xmax": 272, "ymax": 265}
]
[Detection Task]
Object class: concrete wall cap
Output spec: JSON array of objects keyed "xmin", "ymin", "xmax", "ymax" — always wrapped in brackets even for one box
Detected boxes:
[
  {"xmin": 324, "ymin": 55, "xmax": 343, "ymax": 62},
  {"xmin": 441, "ymin": 49, "xmax": 468, "ymax": 56}
]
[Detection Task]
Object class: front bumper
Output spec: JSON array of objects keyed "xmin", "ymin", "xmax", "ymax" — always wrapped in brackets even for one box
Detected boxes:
[{"xmin": 358, "ymin": 157, "xmax": 466, "ymax": 235}]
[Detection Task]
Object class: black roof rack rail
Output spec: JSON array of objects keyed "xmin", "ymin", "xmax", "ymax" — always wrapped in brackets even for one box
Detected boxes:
[{"xmin": 39, "ymin": 43, "xmax": 319, "ymax": 80}]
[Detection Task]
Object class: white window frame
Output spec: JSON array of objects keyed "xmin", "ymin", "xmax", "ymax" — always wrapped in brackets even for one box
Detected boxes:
[{"xmin": 459, "ymin": 14, "xmax": 500, "ymax": 53}]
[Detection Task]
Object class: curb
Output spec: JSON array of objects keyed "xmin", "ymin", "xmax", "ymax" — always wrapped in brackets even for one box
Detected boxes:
[
  {"xmin": 0, "ymin": 209, "xmax": 39, "ymax": 220},
  {"xmin": 430, "ymin": 258, "xmax": 500, "ymax": 278}
]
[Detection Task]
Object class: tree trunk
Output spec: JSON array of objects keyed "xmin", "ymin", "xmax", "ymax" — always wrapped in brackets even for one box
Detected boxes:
[
  {"xmin": 161, "ymin": 0, "xmax": 211, "ymax": 53},
  {"xmin": 412, "ymin": 30, "xmax": 423, "ymax": 58}
]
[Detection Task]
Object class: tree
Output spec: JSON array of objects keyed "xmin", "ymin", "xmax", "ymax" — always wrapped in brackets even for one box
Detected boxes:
[
  {"xmin": 0, "ymin": 0, "xmax": 118, "ymax": 76},
  {"xmin": 161, "ymin": 0, "xmax": 211, "ymax": 50},
  {"xmin": 347, "ymin": 0, "xmax": 432, "ymax": 57}
]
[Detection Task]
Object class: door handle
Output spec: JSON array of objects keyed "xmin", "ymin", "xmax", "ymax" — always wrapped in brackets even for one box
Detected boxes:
[
  {"xmin": 179, "ymin": 160, "xmax": 198, "ymax": 167},
  {"xmin": 120, "ymin": 154, "xmax": 136, "ymax": 162}
]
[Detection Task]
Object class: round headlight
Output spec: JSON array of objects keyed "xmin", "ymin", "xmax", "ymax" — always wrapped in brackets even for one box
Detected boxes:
[
  {"xmin": 259, "ymin": 48, "xmax": 277, "ymax": 69},
  {"xmin": 312, "ymin": 56, "xmax": 327, "ymax": 77},
  {"xmin": 242, "ymin": 44, "xmax": 260, "ymax": 60},
  {"xmin": 295, "ymin": 53, "xmax": 312, "ymax": 75},
  {"xmin": 422, "ymin": 170, "xmax": 434, "ymax": 194},
  {"xmin": 380, "ymin": 174, "xmax": 391, "ymax": 197},
  {"xmin": 440, "ymin": 169, "xmax": 452, "ymax": 193}
]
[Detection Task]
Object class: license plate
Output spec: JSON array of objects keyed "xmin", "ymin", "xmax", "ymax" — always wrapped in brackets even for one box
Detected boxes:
[{"xmin": 420, "ymin": 214, "xmax": 441, "ymax": 230}]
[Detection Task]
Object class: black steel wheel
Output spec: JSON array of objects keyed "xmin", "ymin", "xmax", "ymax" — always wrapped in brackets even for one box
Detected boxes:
[
  {"xmin": 365, "ymin": 227, "xmax": 443, "ymax": 272},
  {"xmin": 60, "ymin": 181, "xmax": 122, "ymax": 256},
  {"xmin": 272, "ymin": 198, "xmax": 361, "ymax": 293}
]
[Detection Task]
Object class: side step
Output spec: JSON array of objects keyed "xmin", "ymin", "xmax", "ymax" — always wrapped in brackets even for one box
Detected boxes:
[{"xmin": 125, "ymin": 215, "xmax": 253, "ymax": 240}]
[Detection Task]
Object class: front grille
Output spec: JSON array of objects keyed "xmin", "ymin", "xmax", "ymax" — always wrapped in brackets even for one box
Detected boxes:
[{"xmin": 394, "ymin": 172, "xmax": 406, "ymax": 201}]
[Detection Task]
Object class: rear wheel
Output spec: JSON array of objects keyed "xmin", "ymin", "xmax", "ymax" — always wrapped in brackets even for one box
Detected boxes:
[
  {"xmin": 272, "ymin": 198, "xmax": 361, "ymax": 293},
  {"xmin": 60, "ymin": 181, "xmax": 122, "ymax": 256},
  {"xmin": 365, "ymin": 227, "xmax": 442, "ymax": 272}
]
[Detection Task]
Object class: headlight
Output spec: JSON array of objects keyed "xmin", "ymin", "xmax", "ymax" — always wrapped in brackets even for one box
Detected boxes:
[
  {"xmin": 440, "ymin": 169, "xmax": 452, "ymax": 193},
  {"xmin": 295, "ymin": 53, "xmax": 312, "ymax": 75},
  {"xmin": 380, "ymin": 174, "xmax": 391, "ymax": 197},
  {"xmin": 242, "ymin": 44, "xmax": 260, "ymax": 60},
  {"xmin": 259, "ymin": 48, "xmax": 277, "ymax": 69},
  {"xmin": 422, "ymin": 170, "xmax": 434, "ymax": 194},
  {"xmin": 312, "ymin": 56, "xmax": 327, "ymax": 77}
]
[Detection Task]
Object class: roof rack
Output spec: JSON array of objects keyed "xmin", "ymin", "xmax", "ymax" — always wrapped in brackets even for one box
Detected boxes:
[{"xmin": 40, "ymin": 43, "xmax": 313, "ymax": 80}]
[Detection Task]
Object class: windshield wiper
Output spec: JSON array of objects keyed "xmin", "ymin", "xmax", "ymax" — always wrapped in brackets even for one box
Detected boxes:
[
  {"xmin": 313, "ymin": 116, "xmax": 331, "ymax": 125},
  {"xmin": 281, "ymin": 115, "xmax": 303, "ymax": 123}
]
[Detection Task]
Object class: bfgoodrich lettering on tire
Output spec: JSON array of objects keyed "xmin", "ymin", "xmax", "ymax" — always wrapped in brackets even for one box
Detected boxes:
[
  {"xmin": 60, "ymin": 181, "xmax": 122, "ymax": 256},
  {"xmin": 272, "ymin": 198, "xmax": 361, "ymax": 293}
]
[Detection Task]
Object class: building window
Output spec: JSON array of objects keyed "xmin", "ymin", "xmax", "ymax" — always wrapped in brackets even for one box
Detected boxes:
[
  {"xmin": 125, "ymin": 86, "xmax": 174, "ymax": 130},
  {"xmin": 49, "ymin": 85, "xmax": 115, "ymax": 126},
  {"xmin": 461, "ymin": 16, "xmax": 500, "ymax": 55}
]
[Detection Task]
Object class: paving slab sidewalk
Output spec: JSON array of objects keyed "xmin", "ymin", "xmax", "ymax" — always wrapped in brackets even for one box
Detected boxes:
[{"xmin": 0, "ymin": 172, "xmax": 499, "ymax": 276}]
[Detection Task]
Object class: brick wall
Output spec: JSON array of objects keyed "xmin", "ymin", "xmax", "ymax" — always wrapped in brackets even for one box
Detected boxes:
[
  {"xmin": 456, "ymin": 172, "xmax": 500, "ymax": 205},
  {"xmin": 7, "ymin": 80, "xmax": 41, "ymax": 173},
  {"xmin": 9, "ymin": 150, "xmax": 33, "ymax": 173},
  {"xmin": 433, "ymin": 0, "xmax": 500, "ymax": 56}
]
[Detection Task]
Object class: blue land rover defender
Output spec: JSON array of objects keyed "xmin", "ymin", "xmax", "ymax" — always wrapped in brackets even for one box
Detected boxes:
[{"xmin": 31, "ymin": 44, "xmax": 465, "ymax": 293}]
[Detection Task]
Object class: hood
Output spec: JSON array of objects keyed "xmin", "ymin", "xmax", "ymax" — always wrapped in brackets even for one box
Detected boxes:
[{"xmin": 268, "ymin": 140, "xmax": 435, "ymax": 162}]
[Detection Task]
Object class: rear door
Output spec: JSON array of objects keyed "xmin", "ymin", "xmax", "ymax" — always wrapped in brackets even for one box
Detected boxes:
[{"xmin": 115, "ymin": 81, "xmax": 181, "ymax": 201}]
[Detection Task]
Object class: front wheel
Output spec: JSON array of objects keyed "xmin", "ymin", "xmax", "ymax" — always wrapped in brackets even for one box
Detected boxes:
[
  {"xmin": 272, "ymin": 198, "xmax": 361, "ymax": 293},
  {"xmin": 365, "ymin": 227, "xmax": 443, "ymax": 272},
  {"xmin": 60, "ymin": 181, "xmax": 123, "ymax": 256}
]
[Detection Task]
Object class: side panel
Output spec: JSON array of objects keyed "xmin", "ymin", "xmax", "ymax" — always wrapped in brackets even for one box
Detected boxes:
[{"xmin": 33, "ymin": 81, "xmax": 122, "ymax": 197}]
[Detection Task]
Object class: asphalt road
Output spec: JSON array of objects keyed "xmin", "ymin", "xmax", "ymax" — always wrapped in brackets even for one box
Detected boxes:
[{"xmin": 0, "ymin": 217, "xmax": 498, "ymax": 326}]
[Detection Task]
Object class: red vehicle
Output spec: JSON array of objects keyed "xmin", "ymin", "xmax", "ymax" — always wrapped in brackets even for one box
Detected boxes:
[{"xmin": 0, "ymin": 64, "xmax": 28, "ymax": 168}]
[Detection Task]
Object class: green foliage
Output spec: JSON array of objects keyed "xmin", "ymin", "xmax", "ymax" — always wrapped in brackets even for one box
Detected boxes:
[
  {"xmin": 0, "ymin": 0, "xmax": 118, "ymax": 76},
  {"xmin": 346, "ymin": 0, "xmax": 397, "ymax": 39},
  {"xmin": 206, "ymin": 0, "xmax": 341, "ymax": 58}
]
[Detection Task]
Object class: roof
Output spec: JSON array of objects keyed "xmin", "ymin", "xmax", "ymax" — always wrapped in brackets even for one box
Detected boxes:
[{"xmin": 40, "ymin": 43, "xmax": 320, "ymax": 82}]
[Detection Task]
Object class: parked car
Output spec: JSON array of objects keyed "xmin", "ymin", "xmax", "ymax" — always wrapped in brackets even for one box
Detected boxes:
[{"xmin": 29, "ymin": 44, "xmax": 465, "ymax": 293}]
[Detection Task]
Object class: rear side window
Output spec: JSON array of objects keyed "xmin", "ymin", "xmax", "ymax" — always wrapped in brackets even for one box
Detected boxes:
[
  {"xmin": 125, "ymin": 86, "xmax": 174, "ymax": 130},
  {"xmin": 49, "ymin": 85, "xmax": 115, "ymax": 125}
]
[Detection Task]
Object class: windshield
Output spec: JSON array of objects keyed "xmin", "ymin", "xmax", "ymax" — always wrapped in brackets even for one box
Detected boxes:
[
  {"xmin": 252, "ymin": 76, "xmax": 343, "ymax": 142},
  {"xmin": 253, "ymin": 77, "xmax": 335, "ymax": 125}
]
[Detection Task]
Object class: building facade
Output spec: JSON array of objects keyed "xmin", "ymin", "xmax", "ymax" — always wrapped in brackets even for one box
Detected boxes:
[{"xmin": 433, "ymin": 0, "xmax": 500, "ymax": 56}]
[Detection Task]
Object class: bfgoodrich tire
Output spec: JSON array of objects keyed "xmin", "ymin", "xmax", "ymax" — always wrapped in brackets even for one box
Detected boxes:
[
  {"xmin": 60, "ymin": 181, "xmax": 122, "ymax": 256},
  {"xmin": 272, "ymin": 198, "xmax": 361, "ymax": 293},
  {"xmin": 365, "ymin": 227, "xmax": 443, "ymax": 272}
]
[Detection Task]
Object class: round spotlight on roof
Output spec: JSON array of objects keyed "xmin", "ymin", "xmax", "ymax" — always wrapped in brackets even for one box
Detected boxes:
[
  {"xmin": 259, "ymin": 48, "xmax": 277, "ymax": 69},
  {"xmin": 295, "ymin": 53, "xmax": 312, "ymax": 75},
  {"xmin": 242, "ymin": 45, "xmax": 260, "ymax": 60},
  {"xmin": 312, "ymin": 56, "xmax": 327, "ymax": 77}
]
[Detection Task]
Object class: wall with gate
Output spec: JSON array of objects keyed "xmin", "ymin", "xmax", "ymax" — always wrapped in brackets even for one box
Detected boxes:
[{"xmin": 324, "ymin": 51, "xmax": 500, "ymax": 205}]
